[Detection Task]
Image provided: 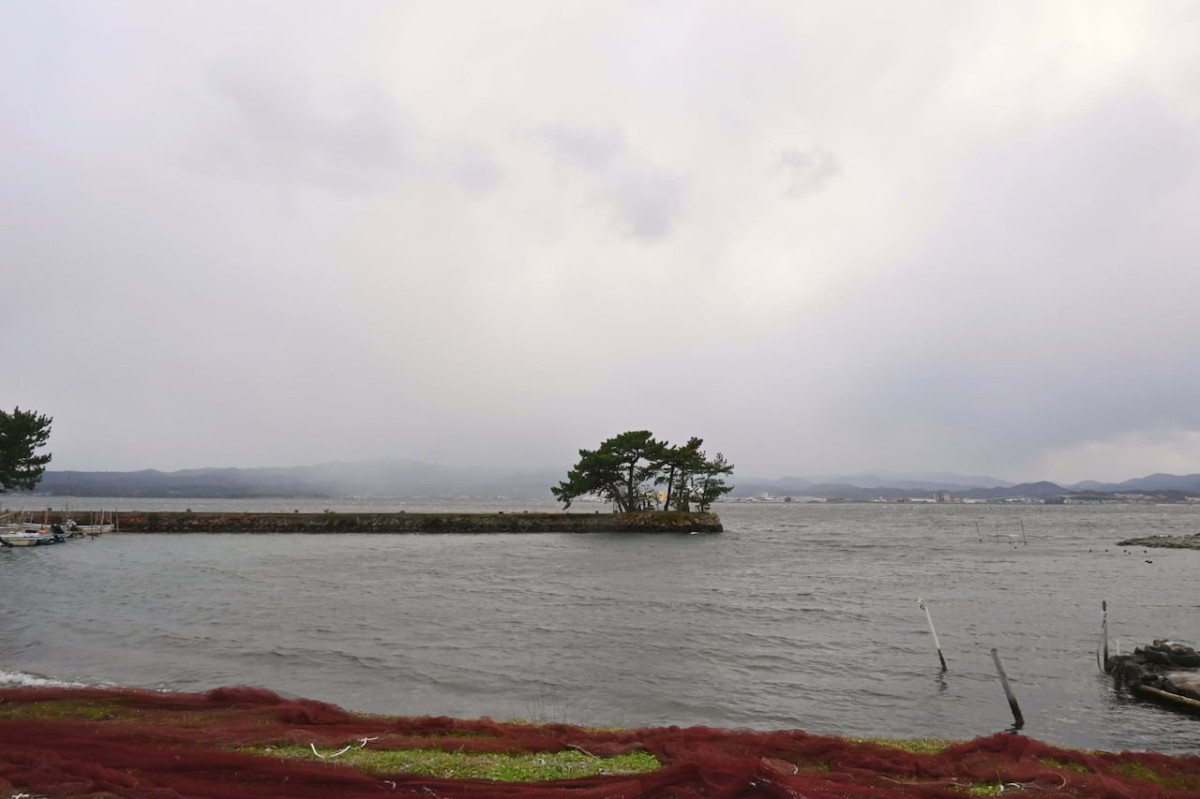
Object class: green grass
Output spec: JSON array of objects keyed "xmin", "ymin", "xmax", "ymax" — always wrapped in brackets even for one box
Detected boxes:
[
  {"xmin": 0, "ymin": 699, "xmax": 130, "ymax": 722},
  {"xmin": 1039, "ymin": 757, "xmax": 1090, "ymax": 773},
  {"xmin": 847, "ymin": 737, "xmax": 956, "ymax": 754},
  {"xmin": 0, "ymin": 699, "xmax": 257, "ymax": 729},
  {"xmin": 1109, "ymin": 759, "xmax": 1192, "ymax": 790},
  {"xmin": 247, "ymin": 744, "xmax": 661, "ymax": 782}
]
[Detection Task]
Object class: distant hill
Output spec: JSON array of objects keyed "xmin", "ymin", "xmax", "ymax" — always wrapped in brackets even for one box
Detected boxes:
[
  {"xmin": 717, "ymin": 473, "xmax": 1199, "ymax": 502},
  {"xmin": 17, "ymin": 462, "xmax": 1200, "ymax": 501},
  {"xmin": 803, "ymin": 471, "xmax": 1015, "ymax": 489},
  {"xmin": 1070, "ymin": 473, "xmax": 1200, "ymax": 493},
  {"xmin": 732, "ymin": 471, "xmax": 1015, "ymax": 499},
  {"xmin": 957, "ymin": 481, "xmax": 1069, "ymax": 500},
  {"xmin": 33, "ymin": 459, "xmax": 562, "ymax": 500}
]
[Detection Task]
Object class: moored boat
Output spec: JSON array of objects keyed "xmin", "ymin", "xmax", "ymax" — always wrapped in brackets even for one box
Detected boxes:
[
  {"xmin": 1, "ymin": 509, "xmax": 114, "ymax": 540},
  {"xmin": 73, "ymin": 521, "xmax": 113, "ymax": 536},
  {"xmin": 74, "ymin": 509, "xmax": 116, "ymax": 536},
  {"xmin": 0, "ymin": 524, "xmax": 68, "ymax": 547}
]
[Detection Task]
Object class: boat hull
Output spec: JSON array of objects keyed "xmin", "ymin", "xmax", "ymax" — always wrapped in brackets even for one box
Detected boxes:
[{"xmin": 0, "ymin": 528, "xmax": 67, "ymax": 547}]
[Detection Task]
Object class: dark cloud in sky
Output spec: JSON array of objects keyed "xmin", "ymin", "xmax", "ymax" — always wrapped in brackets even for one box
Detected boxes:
[
  {"xmin": 537, "ymin": 123, "xmax": 684, "ymax": 241},
  {"xmin": 537, "ymin": 124, "xmax": 625, "ymax": 170},
  {"xmin": 200, "ymin": 69, "xmax": 415, "ymax": 191},
  {"xmin": 775, "ymin": 147, "xmax": 840, "ymax": 197},
  {"xmin": 3, "ymin": 1, "xmax": 1199, "ymax": 483}
]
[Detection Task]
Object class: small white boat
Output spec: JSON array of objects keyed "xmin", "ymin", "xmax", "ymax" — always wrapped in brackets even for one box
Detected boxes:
[
  {"xmin": 73, "ymin": 510, "xmax": 116, "ymax": 536},
  {"xmin": 0, "ymin": 525, "xmax": 67, "ymax": 547},
  {"xmin": 73, "ymin": 523, "xmax": 113, "ymax": 536}
]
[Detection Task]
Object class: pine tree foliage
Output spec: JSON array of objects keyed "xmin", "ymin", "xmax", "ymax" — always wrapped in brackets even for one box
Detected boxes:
[
  {"xmin": 0, "ymin": 407, "xmax": 53, "ymax": 492},
  {"xmin": 552, "ymin": 431, "xmax": 734, "ymax": 513}
]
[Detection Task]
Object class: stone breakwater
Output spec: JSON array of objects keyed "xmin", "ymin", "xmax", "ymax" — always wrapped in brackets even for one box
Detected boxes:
[
  {"xmin": 1116, "ymin": 533, "xmax": 1200, "ymax": 550},
  {"xmin": 64, "ymin": 510, "xmax": 723, "ymax": 534}
]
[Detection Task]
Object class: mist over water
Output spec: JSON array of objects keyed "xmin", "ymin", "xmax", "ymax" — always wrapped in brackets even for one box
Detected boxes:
[{"xmin": 2, "ymin": 501, "xmax": 1198, "ymax": 753}]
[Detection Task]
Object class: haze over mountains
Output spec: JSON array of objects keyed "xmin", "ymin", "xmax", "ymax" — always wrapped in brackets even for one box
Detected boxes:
[{"xmin": 24, "ymin": 459, "xmax": 1200, "ymax": 501}]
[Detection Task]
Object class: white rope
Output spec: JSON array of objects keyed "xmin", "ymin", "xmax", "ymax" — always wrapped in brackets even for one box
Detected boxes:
[
  {"xmin": 308, "ymin": 735, "xmax": 378, "ymax": 759},
  {"xmin": 309, "ymin": 742, "xmax": 353, "ymax": 759}
]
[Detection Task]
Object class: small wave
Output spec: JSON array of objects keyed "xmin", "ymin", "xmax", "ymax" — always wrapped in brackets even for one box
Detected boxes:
[{"xmin": 0, "ymin": 669, "xmax": 91, "ymax": 689}]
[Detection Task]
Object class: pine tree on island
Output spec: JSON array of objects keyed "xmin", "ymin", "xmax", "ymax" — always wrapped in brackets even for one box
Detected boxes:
[{"xmin": 552, "ymin": 430, "xmax": 734, "ymax": 513}]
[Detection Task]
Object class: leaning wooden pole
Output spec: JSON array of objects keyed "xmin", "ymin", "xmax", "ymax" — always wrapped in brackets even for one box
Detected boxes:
[
  {"xmin": 1099, "ymin": 601, "xmax": 1110, "ymax": 672},
  {"xmin": 991, "ymin": 647, "xmax": 1024, "ymax": 729},
  {"xmin": 918, "ymin": 598, "xmax": 947, "ymax": 671}
]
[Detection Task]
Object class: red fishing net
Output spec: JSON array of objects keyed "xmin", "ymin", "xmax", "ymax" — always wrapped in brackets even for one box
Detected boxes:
[{"xmin": 1, "ymin": 684, "xmax": 1197, "ymax": 798}]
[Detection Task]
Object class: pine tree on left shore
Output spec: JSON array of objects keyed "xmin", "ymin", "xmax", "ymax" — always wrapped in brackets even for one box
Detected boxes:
[{"xmin": 0, "ymin": 407, "xmax": 53, "ymax": 492}]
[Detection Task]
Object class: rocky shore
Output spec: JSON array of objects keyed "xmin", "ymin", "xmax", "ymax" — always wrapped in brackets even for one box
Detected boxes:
[
  {"xmin": 46, "ymin": 509, "xmax": 723, "ymax": 534},
  {"xmin": 1116, "ymin": 533, "xmax": 1200, "ymax": 550}
]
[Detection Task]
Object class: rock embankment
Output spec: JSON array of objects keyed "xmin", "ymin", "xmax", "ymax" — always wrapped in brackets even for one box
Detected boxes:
[
  {"xmin": 73, "ymin": 510, "xmax": 723, "ymax": 534},
  {"xmin": 1116, "ymin": 534, "xmax": 1200, "ymax": 550}
]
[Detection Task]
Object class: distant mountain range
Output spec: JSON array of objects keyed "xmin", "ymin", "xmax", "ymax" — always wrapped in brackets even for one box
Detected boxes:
[
  {"xmin": 16, "ymin": 460, "xmax": 1200, "ymax": 501},
  {"xmin": 32, "ymin": 459, "xmax": 563, "ymax": 500},
  {"xmin": 729, "ymin": 473, "xmax": 1200, "ymax": 501}
]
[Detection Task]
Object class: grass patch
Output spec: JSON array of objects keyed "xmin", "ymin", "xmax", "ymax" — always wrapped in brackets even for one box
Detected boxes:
[
  {"xmin": 962, "ymin": 782, "xmax": 1003, "ymax": 796},
  {"xmin": 0, "ymin": 700, "xmax": 257, "ymax": 729},
  {"xmin": 1112, "ymin": 761, "xmax": 1163, "ymax": 783},
  {"xmin": 1039, "ymin": 757, "xmax": 1090, "ymax": 774},
  {"xmin": 246, "ymin": 744, "xmax": 661, "ymax": 782},
  {"xmin": 0, "ymin": 700, "xmax": 132, "ymax": 722},
  {"xmin": 848, "ymin": 737, "xmax": 956, "ymax": 754}
]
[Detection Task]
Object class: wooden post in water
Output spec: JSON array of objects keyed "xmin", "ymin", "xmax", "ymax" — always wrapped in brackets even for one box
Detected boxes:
[
  {"xmin": 1099, "ymin": 601, "xmax": 1110, "ymax": 672},
  {"xmin": 991, "ymin": 647, "xmax": 1024, "ymax": 729},
  {"xmin": 918, "ymin": 598, "xmax": 947, "ymax": 671}
]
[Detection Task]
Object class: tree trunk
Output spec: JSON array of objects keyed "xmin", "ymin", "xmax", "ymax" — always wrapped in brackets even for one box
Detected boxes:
[{"xmin": 662, "ymin": 467, "xmax": 676, "ymax": 512}]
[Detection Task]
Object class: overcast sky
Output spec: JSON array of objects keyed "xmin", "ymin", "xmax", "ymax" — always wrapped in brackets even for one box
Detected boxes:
[{"xmin": 3, "ymin": 1, "xmax": 1198, "ymax": 483}]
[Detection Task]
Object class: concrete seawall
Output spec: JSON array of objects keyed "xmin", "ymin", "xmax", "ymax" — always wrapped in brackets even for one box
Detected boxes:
[{"xmin": 47, "ymin": 510, "xmax": 723, "ymax": 534}]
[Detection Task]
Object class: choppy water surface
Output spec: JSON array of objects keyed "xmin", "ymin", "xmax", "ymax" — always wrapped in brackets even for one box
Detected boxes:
[{"xmin": 2, "ymin": 500, "xmax": 1198, "ymax": 753}]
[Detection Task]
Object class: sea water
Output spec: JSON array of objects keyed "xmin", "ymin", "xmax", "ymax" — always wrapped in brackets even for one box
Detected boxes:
[{"xmin": 1, "ymin": 499, "xmax": 1197, "ymax": 753}]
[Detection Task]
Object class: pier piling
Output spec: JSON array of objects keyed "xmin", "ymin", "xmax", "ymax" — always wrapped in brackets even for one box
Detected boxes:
[
  {"xmin": 991, "ymin": 647, "xmax": 1024, "ymax": 729},
  {"xmin": 918, "ymin": 598, "xmax": 947, "ymax": 672}
]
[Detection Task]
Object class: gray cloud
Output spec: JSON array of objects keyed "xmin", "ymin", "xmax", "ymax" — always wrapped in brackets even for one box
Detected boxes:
[
  {"xmin": 774, "ymin": 146, "xmax": 840, "ymax": 197},
  {"xmin": 193, "ymin": 65, "xmax": 503, "ymax": 197},
  {"xmin": 597, "ymin": 161, "xmax": 684, "ymax": 242},
  {"xmin": 536, "ymin": 122, "xmax": 684, "ymax": 242},
  {"xmin": 536, "ymin": 124, "xmax": 625, "ymax": 170},
  {"xmin": 200, "ymin": 68, "xmax": 413, "ymax": 190}
]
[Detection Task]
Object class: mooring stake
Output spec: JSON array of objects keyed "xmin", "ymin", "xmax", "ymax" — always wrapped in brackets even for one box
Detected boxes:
[
  {"xmin": 917, "ymin": 598, "xmax": 947, "ymax": 671},
  {"xmin": 1098, "ymin": 601, "xmax": 1110, "ymax": 672},
  {"xmin": 991, "ymin": 647, "xmax": 1024, "ymax": 729}
]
